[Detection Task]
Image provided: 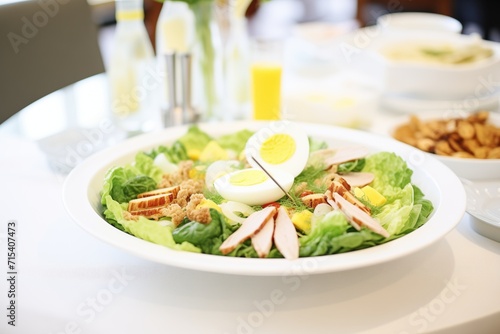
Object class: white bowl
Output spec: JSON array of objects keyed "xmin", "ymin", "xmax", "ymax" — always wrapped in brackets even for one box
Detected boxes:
[
  {"xmin": 284, "ymin": 82, "xmax": 379, "ymax": 129},
  {"xmin": 462, "ymin": 179, "xmax": 500, "ymax": 243},
  {"xmin": 293, "ymin": 20, "xmax": 359, "ymax": 45},
  {"xmin": 378, "ymin": 111, "xmax": 500, "ymax": 181},
  {"xmin": 366, "ymin": 32, "xmax": 500, "ymax": 101},
  {"xmin": 377, "ymin": 12, "xmax": 462, "ymax": 34},
  {"xmin": 62, "ymin": 121, "xmax": 466, "ymax": 276}
]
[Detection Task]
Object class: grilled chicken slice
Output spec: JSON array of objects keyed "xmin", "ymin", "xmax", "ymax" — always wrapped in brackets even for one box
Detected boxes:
[
  {"xmin": 333, "ymin": 193, "xmax": 389, "ymax": 238},
  {"xmin": 325, "ymin": 189, "xmax": 362, "ymax": 228},
  {"xmin": 219, "ymin": 206, "xmax": 277, "ymax": 255},
  {"xmin": 329, "ymin": 178, "xmax": 371, "ymax": 215},
  {"xmin": 338, "ymin": 172, "xmax": 374, "ymax": 188},
  {"xmin": 129, "ymin": 207, "xmax": 165, "ymax": 220},
  {"xmin": 251, "ymin": 217, "xmax": 275, "ymax": 258},
  {"xmin": 301, "ymin": 193, "xmax": 326, "ymax": 208},
  {"xmin": 128, "ymin": 193, "xmax": 175, "ymax": 212},
  {"xmin": 324, "ymin": 147, "xmax": 369, "ymax": 167},
  {"xmin": 273, "ymin": 207, "xmax": 299, "ymax": 260},
  {"xmin": 137, "ymin": 185, "xmax": 180, "ymax": 199}
]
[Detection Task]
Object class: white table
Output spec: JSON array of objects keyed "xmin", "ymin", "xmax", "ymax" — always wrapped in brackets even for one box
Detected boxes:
[{"xmin": 1, "ymin": 72, "xmax": 500, "ymax": 334}]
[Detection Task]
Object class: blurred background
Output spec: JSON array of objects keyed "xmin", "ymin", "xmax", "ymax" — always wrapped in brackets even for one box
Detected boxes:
[
  {"xmin": 68, "ymin": 0, "xmax": 500, "ymax": 65},
  {"xmin": 3, "ymin": 0, "xmax": 500, "ymax": 137}
]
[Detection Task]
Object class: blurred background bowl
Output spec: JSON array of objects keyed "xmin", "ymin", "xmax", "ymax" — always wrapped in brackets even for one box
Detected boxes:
[
  {"xmin": 376, "ymin": 12, "xmax": 462, "ymax": 34},
  {"xmin": 365, "ymin": 32, "xmax": 500, "ymax": 106},
  {"xmin": 373, "ymin": 111, "xmax": 500, "ymax": 180},
  {"xmin": 284, "ymin": 77, "xmax": 379, "ymax": 129}
]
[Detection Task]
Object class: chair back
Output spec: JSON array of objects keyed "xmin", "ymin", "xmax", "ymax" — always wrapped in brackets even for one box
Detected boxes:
[{"xmin": 0, "ymin": 0, "xmax": 105, "ymax": 124}]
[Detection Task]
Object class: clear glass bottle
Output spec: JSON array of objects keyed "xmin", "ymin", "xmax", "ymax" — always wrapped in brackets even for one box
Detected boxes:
[
  {"xmin": 108, "ymin": 0, "xmax": 159, "ymax": 135},
  {"xmin": 224, "ymin": 0, "xmax": 252, "ymax": 120},
  {"xmin": 155, "ymin": 0, "xmax": 194, "ymax": 119}
]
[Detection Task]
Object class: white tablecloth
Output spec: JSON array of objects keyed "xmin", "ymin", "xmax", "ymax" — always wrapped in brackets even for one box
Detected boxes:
[{"xmin": 1, "ymin": 129, "xmax": 500, "ymax": 334}]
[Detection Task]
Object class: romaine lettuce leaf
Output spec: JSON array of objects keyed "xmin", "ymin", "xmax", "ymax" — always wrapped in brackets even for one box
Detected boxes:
[
  {"xmin": 104, "ymin": 195, "xmax": 200, "ymax": 252},
  {"xmin": 147, "ymin": 141, "xmax": 189, "ymax": 163},
  {"xmin": 362, "ymin": 152, "xmax": 413, "ymax": 197},
  {"xmin": 100, "ymin": 151, "xmax": 165, "ymax": 205},
  {"xmin": 178, "ymin": 125, "xmax": 212, "ymax": 159},
  {"xmin": 371, "ymin": 176, "xmax": 415, "ymax": 236},
  {"xmin": 100, "ymin": 165, "xmax": 157, "ymax": 204},
  {"xmin": 413, "ymin": 185, "xmax": 434, "ymax": 228},
  {"xmin": 101, "ymin": 166, "xmax": 142, "ymax": 204},
  {"xmin": 299, "ymin": 211, "xmax": 350, "ymax": 256},
  {"xmin": 133, "ymin": 152, "xmax": 164, "ymax": 183},
  {"xmin": 163, "ymin": 141, "xmax": 189, "ymax": 163},
  {"xmin": 299, "ymin": 211, "xmax": 387, "ymax": 256},
  {"xmin": 361, "ymin": 153, "xmax": 434, "ymax": 237},
  {"xmin": 122, "ymin": 175, "xmax": 157, "ymax": 201},
  {"xmin": 216, "ymin": 129, "xmax": 254, "ymax": 155}
]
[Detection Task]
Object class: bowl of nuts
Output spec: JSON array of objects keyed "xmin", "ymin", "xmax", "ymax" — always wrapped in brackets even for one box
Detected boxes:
[{"xmin": 390, "ymin": 110, "xmax": 500, "ymax": 180}]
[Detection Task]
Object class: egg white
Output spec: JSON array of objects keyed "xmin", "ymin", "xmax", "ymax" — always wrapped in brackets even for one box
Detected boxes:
[
  {"xmin": 244, "ymin": 122, "xmax": 309, "ymax": 177},
  {"xmin": 213, "ymin": 168, "xmax": 294, "ymax": 206},
  {"xmin": 205, "ymin": 160, "xmax": 242, "ymax": 191}
]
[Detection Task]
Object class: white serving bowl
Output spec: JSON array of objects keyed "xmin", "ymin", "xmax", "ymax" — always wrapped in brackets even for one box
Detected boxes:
[
  {"xmin": 365, "ymin": 32, "xmax": 500, "ymax": 102},
  {"xmin": 437, "ymin": 153, "xmax": 500, "ymax": 180},
  {"xmin": 377, "ymin": 12, "xmax": 462, "ymax": 34},
  {"xmin": 63, "ymin": 121, "xmax": 465, "ymax": 275}
]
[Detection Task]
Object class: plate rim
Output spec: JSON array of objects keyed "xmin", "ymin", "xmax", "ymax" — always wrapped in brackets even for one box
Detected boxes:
[
  {"xmin": 62, "ymin": 121, "xmax": 466, "ymax": 276},
  {"xmin": 463, "ymin": 179, "xmax": 500, "ymax": 227}
]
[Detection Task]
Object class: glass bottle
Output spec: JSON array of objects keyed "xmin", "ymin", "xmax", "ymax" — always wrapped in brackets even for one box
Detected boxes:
[
  {"xmin": 224, "ymin": 0, "xmax": 252, "ymax": 120},
  {"xmin": 155, "ymin": 0, "xmax": 194, "ymax": 120},
  {"xmin": 108, "ymin": 0, "xmax": 159, "ymax": 135}
]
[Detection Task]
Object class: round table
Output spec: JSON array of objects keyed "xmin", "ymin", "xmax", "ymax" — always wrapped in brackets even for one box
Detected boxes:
[{"xmin": 1, "ymin": 71, "xmax": 500, "ymax": 334}]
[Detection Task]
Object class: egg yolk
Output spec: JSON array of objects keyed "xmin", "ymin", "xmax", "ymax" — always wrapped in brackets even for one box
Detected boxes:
[
  {"xmin": 259, "ymin": 134, "xmax": 296, "ymax": 165},
  {"xmin": 230, "ymin": 169, "xmax": 268, "ymax": 186}
]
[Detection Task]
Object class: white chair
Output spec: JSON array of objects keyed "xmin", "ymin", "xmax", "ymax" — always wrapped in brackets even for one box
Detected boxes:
[{"xmin": 0, "ymin": 0, "xmax": 105, "ymax": 124}]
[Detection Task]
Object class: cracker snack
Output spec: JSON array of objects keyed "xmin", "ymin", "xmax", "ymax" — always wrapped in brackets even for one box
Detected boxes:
[{"xmin": 393, "ymin": 111, "xmax": 500, "ymax": 159}]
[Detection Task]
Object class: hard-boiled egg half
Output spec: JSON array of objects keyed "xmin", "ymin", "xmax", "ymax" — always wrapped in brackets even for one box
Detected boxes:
[
  {"xmin": 213, "ymin": 168, "xmax": 294, "ymax": 206},
  {"xmin": 205, "ymin": 160, "xmax": 242, "ymax": 191},
  {"xmin": 244, "ymin": 122, "xmax": 310, "ymax": 177}
]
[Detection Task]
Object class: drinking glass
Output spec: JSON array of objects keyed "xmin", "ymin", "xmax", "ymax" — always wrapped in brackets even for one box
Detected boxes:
[{"xmin": 250, "ymin": 39, "xmax": 283, "ymax": 120}]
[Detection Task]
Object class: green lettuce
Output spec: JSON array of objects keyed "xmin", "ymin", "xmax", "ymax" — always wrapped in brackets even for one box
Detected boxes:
[
  {"xmin": 133, "ymin": 152, "xmax": 164, "ymax": 183},
  {"xmin": 299, "ymin": 211, "xmax": 350, "ymax": 256},
  {"xmin": 100, "ymin": 151, "xmax": 166, "ymax": 205},
  {"xmin": 100, "ymin": 163, "xmax": 159, "ymax": 206},
  {"xmin": 413, "ymin": 185, "xmax": 434, "ymax": 228},
  {"xmin": 216, "ymin": 129, "xmax": 254, "ymax": 155},
  {"xmin": 299, "ymin": 210, "xmax": 388, "ymax": 257},
  {"xmin": 171, "ymin": 209, "xmax": 267, "ymax": 257},
  {"xmin": 360, "ymin": 152, "xmax": 434, "ymax": 238},
  {"xmin": 104, "ymin": 195, "xmax": 200, "ymax": 252},
  {"xmin": 147, "ymin": 141, "xmax": 188, "ymax": 163},
  {"xmin": 362, "ymin": 152, "xmax": 413, "ymax": 197},
  {"xmin": 172, "ymin": 209, "xmax": 227, "ymax": 254},
  {"xmin": 308, "ymin": 137, "xmax": 327, "ymax": 152},
  {"xmin": 178, "ymin": 125, "xmax": 212, "ymax": 157},
  {"xmin": 375, "ymin": 183, "xmax": 415, "ymax": 236},
  {"xmin": 101, "ymin": 166, "xmax": 156, "ymax": 204}
]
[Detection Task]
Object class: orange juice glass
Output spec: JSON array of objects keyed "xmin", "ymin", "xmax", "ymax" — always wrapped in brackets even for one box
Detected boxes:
[{"xmin": 250, "ymin": 40, "xmax": 283, "ymax": 120}]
